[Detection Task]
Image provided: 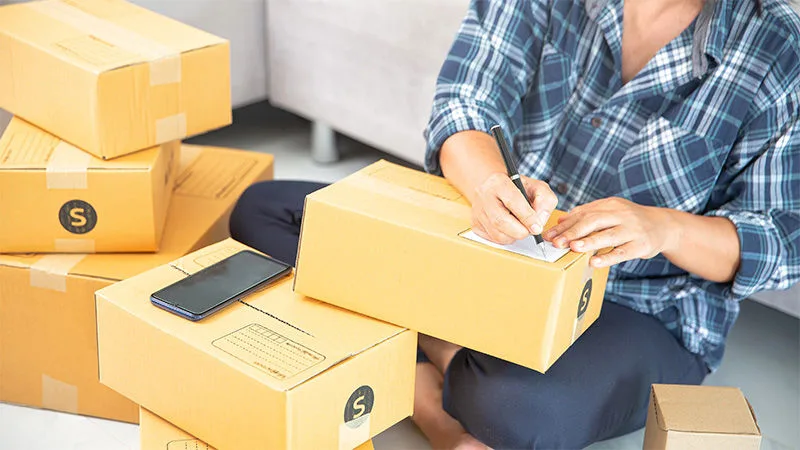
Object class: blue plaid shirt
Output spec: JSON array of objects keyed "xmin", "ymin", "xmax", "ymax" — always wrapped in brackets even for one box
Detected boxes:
[{"xmin": 424, "ymin": 0, "xmax": 800, "ymax": 371}]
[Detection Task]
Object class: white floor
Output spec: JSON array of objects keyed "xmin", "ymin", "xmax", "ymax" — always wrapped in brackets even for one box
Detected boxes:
[{"xmin": 1, "ymin": 103, "xmax": 798, "ymax": 450}]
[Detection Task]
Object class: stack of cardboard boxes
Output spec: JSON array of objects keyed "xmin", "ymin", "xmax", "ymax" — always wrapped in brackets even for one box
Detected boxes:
[{"xmin": 0, "ymin": 0, "xmax": 274, "ymax": 434}]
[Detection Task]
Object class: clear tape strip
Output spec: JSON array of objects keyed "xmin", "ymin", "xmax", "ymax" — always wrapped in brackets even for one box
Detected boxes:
[
  {"xmin": 25, "ymin": 0, "xmax": 181, "ymax": 86},
  {"xmin": 29, "ymin": 254, "xmax": 86, "ymax": 292},
  {"xmin": 46, "ymin": 141, "xmax": 91, "ymax": 190}
]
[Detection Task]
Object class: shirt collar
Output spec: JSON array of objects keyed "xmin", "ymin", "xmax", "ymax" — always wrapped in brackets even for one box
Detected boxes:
[{"xmin": 585, "ymin": 0, "xmax": 763, "ymax": 79}]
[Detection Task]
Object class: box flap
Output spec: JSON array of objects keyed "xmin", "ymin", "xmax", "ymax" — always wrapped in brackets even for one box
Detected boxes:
[
  {"xmin": 97, "ymin": 239, "xmax": 406, "ymax": 392},
  {"xmin": 0, "ymin": 145, "xmax": 273, "ymax": 281},
  {"xmin": 317, "ymin": 160, "xmax": 581, "ymax": 271},
  {"xmin": 0, "ymin": 117, "xmax": 160, "ymax": 170},
  {"xmin": 0, "ymin": 0, "xmax": 226, "ymax": 74},
  {"xmin": 653, "ymin": 384, "xmax": 761, "ymax": 435}
]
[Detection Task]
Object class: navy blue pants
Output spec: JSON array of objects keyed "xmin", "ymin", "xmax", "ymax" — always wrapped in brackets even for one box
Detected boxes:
[{"xmin": 230, "ymin": 180, "xmax": 709, "ymax": 450}]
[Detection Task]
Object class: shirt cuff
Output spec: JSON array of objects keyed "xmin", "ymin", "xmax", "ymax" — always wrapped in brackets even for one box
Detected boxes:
[
  {"xmin": 705, "ymin": 209, "xmax": 784, "ymax": 299},
  {"xmin": 423, "ymin": 100, "xmax": 510, "ymax": 176}
]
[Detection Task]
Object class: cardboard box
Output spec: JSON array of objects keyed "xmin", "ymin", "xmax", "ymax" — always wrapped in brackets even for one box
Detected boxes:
[
  {"xmin": 643, "ymin": 384, "xmax": 762, "ymax": 449},
  {"xmin": 294, "ymin": 160, "xmax": 610, "ymax": 373},
  {"xmin": 139, "ymin": 407, "xmax": 376, "ymax": 450},
  {"xmin": 0, "ymin": 117, "xmax": 179, "ymax": 253},
  {"xmin": 0, "ymin": 0, "xmax": 232, "ymax": 159},
  {"xmin": 0, "ymin": 145, "xmax": 273, "ymax": 422},
  {"xmin": 97, "ymin": 239, "xmax": 417, "ymax": 450}
]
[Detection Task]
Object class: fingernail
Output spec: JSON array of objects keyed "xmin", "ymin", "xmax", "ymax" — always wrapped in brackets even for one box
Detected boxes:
[
  {"xmin": 543, "ymin": 229, "xmax": 556, "ymax": 239},
  {"xmin": 530, "ymin": 224, "xmax": 542, "ymax": 234},
  {"xmin": 537, "ymin": 210, "xmax": 550, "ymax": 223},
  {"xmin": 573, "ymin": 240, "xmax": 584, "ymax": 249},
  {"xmin": 555, "ymin": 238, "xmax": 566, "ymax": 248}
]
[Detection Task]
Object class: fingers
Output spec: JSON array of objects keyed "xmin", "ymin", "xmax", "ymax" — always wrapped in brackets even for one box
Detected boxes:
[
  {"xmin": 496, "ymin": 183, "xmax": 539, "ymax": 235},
  {"xmin": 475, "ymin": 174, "xmax": 532, "ymax": 241},
  {"xmin": 523, "ymin": 178, "xmax": 558, "ymax": 233},
  {"xmin": 546, "ymin": 211, "xmax": 622, "ymax": 248},
  {"xmin": 569, "ymin": 227, "xmax": 624, "ymax": 253},
  {"xmin": 481, "ymin": 197, "xmax": 529, "ymax": 241},
  {"xmin": 473, "ymin": 216, "xmax": 517, "ymax": 245},
  {"xmin": 590, "ymin": 242, "xmax": 637, "ymax": 268}
]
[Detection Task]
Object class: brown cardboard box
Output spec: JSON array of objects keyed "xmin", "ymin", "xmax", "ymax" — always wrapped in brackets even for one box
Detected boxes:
[
  {"xmin": 0, "ymin": 117, "xmax": 179, "ymax": 253},
  {"xmin": 139, "ymin": 407, "xmax": 376, "ymax": 450},
  {"xmin": 0, "ymin": 145, "xmax": 273, "ymax": 422},
  {"xmin": 97, "ymin": 239, "xmax": 417, "ymax": 450},
  {"xmin": 293, "ymin": 160, "xmax": 610, "ymax": 373},
  {"xmin": 643, "ymin": 384, "xmax": 762, "ymax": 449},
  {"xmin": 0, "ymin": 0, "xmax": 232, "ymax": 160}
]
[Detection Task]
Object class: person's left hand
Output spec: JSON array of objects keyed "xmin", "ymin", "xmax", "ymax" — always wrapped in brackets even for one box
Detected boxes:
[{"xmin": 542, "ymin": 197, "xmax": 679, "ymax": 268}]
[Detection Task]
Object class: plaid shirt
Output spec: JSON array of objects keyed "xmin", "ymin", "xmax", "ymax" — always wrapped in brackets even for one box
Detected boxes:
[{"xmin": 424, "ymin": 0, "xmax": 800, "ymax": 371}]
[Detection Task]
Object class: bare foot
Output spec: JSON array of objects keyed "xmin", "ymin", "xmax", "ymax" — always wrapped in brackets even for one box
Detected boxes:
[
  {"xmin": 413, "ymin": 363, "xmax": 491, "ymax": 450},
  {"xmin": 453, "ymin": 432, "xmax": 492, "ymax": 450}
]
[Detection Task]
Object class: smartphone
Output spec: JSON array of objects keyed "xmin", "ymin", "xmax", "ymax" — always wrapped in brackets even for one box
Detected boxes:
[{"xmin": 151, "ymin": 250, "xmax": 292, "ymax": 321}]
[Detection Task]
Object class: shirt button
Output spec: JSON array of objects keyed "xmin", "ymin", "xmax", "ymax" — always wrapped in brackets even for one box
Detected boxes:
[
  {"xmin": 557, "ymin": 183, "xmax": 569, "ymax": 195},
  {"xmin": 591, "ymin": 117, "xmax": 603, "ymax": 128}
]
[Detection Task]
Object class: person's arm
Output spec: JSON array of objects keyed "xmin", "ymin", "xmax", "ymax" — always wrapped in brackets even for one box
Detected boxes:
[
  {"xmin": 424, "ymin": 0, "xmax": 549, "ymax": 177},
  {"xmin": 424, "ymin": 0, "xmax": 556, "ymax": 243},
  {"xmin": 545, "ymin": 110, "xmax": 800, "ymax": 294}
]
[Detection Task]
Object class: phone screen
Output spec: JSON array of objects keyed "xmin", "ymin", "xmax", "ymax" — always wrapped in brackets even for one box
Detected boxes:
[{"xmin": 152, "ymin": 251, "xmax": 291, "ymax": 317}]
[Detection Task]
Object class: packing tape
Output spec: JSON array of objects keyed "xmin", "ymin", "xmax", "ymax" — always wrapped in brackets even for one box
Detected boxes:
[
  {"xmin": 41, "ymin": 374, "xmax": 78, "ymax": 414},
  {"xmin": 46, "ymin": 141, "xmax": 91, "ymax": 189},
  {"xmin": 348, "ymin": 172, "xmax": 470, "ymax": 221},
  {"xmin": 571, "ymin": 263, "xmax": 595, "ymax": 343},
  {"xmin": 54, "ymin": 239, "xmax": 96, "ymax": 253},
  {"xmin": 156, "ymin": 114, "xmax": 188, "ymax": 144},
  {"xmin": 25, "ymin": 1, "xmax": 181, "ymax": 86},
  {"xmin": 339, "ymin": 414, "xmax": 371, "ymax": 450},
  {"xmin": 29, "ymin": 254, "xmax": 86, "ymax": 292}
]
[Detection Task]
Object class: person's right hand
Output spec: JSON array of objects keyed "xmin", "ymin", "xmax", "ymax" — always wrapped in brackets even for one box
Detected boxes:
[{"xmin": 471, "ymin": 173, "xmax": 558, "ymax": 245}]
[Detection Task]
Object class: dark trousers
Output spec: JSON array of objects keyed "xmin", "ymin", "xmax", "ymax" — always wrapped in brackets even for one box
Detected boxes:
[{"xmin": 229, "ymin": 180, "xmax": 709, "ymax": 450}]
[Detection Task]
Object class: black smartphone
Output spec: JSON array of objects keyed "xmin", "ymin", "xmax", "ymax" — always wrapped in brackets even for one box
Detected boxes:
[{"xmin": 150, "ymin": 250, "xmax": 292, "ymax": 321}]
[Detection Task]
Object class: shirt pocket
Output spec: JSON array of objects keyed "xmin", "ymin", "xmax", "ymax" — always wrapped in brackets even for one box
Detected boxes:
[
  {"xmin": 517, "ymin": 43, "xmax": 578, "ymax": 155},
  {"xmin": 618, "ymin": 116, "xmax": 727, "ymax": 213}
]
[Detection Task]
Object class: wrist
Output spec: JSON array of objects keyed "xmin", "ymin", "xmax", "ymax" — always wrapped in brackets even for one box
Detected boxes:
[{"xmin": 659, "ymin": 208, "xmax": 685, "ymax": 256}]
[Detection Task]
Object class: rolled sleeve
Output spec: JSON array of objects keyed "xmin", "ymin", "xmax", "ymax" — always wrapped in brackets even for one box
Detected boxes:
[
  {"xmin": 423, "ymin": 0, "xmax": 548, "ymax": 175},
  {"xmin": 424, "ymin": 100, "xmax": 510, "ymax": 175},
  {"xmin": 706, "ymin": 209, "xmax": 800, "ymax": 299}
]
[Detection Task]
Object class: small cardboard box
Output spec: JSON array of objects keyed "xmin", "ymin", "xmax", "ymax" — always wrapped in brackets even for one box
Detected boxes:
[
  {"xmin": 97, "ymin": 239, "xmax": 417, "ymax": 450},
  {"xmin": 0, "ymin": 145, "xmax": 273, "ymax": 422},
  {"xmin": 643, "ymin": 384, "xmax": 762, "ymax": 449},
  {"xmin": 0, "ymin": 0, "xmax": 232, "ymax": 159},
  {"xmin": 0, "ymin": 117, "xmax": 179, "ymax": 253},
  {"xmin": 139, "ymin": 407, "xmax": 376, "ymax": 450},
  {"xmin": 294, "ymin": 160, "xmax": 610, "ymax": 373}
]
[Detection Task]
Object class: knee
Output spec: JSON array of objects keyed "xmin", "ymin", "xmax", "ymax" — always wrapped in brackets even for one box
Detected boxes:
[
  {"xmin": 229, "ymin": 181, "xmax": 285, "ymax": 232},
  {"xmin": 443, "ymin": 352, "xmax": 593, "ymax": 449}
]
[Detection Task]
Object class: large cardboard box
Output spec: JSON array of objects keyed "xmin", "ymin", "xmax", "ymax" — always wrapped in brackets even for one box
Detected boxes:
[
  {"xmin": 0, "ymin": 0, "xmax": 232, "ymax": 159},
  {"xmin": 139, "ymin": 407, "xmax": 376, "ymax": 450},
  {"xmin": 0, "ymin": 145, "xmax": 273, "ymax": 422},
  {"xmin": 97, "ymin": 239, "xmax": 417, "ymax": 450},
  {"xmin": 643, "ymin": 384, "xmax": 762, "ymax": 449},
  {"xmin": 294, "ymin": 160, "xmax": 610, "ymax": 373},
  {"xmin": 0, "ymin": 117, "xmax": 179, "ymax": 253}
]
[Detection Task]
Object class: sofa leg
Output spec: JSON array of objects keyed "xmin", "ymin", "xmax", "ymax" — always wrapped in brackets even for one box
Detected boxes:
[{"xmin": 311, "ymin": 121, "xmax": 339, "ymax": 163}]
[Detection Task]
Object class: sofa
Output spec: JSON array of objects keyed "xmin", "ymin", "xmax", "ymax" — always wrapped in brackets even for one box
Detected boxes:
[{"xmin": 0, "ymin": 0, "xmax": 796, "ymax": 317}]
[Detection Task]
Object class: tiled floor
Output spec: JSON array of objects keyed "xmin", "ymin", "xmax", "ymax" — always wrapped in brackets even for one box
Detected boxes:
[{"xmin": 1, "ymin": 103, "xmax": 798, "ymax": 450}]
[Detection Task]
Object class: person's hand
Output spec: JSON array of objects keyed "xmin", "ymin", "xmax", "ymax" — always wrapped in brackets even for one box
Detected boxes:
[
  {"xmin": 543, "ymin": 197, "xmax": 679, "ymax": 268},
  {"xmin": 471, "ymin": 173, "xmax": 558, "ymax": 245}
]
